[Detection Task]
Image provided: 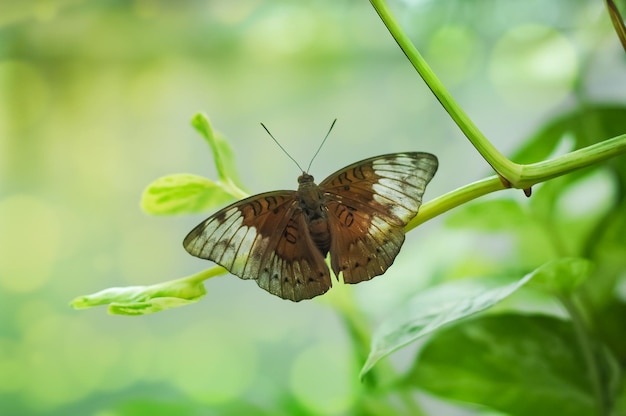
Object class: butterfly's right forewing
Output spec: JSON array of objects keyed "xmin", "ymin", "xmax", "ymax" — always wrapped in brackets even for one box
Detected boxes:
[{"xmin": 319, "ymin": 152, "xmax": 438, "ymax": 284}]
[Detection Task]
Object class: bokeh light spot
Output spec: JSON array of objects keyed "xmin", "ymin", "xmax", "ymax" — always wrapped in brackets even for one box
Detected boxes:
[
  {"xmin": 244, "ymin": 6, "xmax": 316, "ymax": 58},
  {"xmin": 0, "ymin": 195, "xmax": 61, "ymax": 293},
  {"xmin": 0, "ymin": 60, "xmax": 50, "ymax": 132},
  {"xmin": 489, "ymin": 24, "xmax": 578, "ymax": 109},
  {"xmin": 0, "ymin": 337, "xmax": 25, "ymax": 393},
  {"xmin": 426, "ymin": 25, "xmax": 483, "ymax": 86},
  {"xmin": 557, "ymin": 169, "xmax": 615, "ymax": 217},
  {"xmin": 117, "ymin": 224, "xmax": 179, "ymax": 285},
  {"xmin": 290, "ymin": 343, "xmax": 356, "ymax": 415},
  {"xmin": 21, "ymin": 314, "xmax": 88, "ymax": 410},
  {"xmin": 208, "ymin": 1, "xmax": 260, "ymax": 25},
  {"xmin": 169, "ymin": 323, "xmax": 258, "ymax": 404}
]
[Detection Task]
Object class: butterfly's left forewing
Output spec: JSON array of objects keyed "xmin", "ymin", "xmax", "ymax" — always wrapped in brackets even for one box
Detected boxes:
[
  {"xmin": 183, "ymin": 191, "xmax": 331, "ymax": 301},
  {"xmin": 319, "ymin": 152, "xmax": 438, "ymax": 284}
]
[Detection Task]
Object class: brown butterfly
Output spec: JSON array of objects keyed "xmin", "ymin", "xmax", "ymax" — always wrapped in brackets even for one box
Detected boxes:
[{"xmin": 183, "ymin": 150, "xmax": 438, "ymax": 301}]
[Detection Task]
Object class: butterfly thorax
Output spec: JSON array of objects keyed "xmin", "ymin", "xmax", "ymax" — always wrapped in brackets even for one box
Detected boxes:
[{"xmin": 297, "ymin": 173, "xmax": 331, "ymax": 255}]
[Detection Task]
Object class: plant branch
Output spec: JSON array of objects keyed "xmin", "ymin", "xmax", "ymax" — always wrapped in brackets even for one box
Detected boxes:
[
  {"xmin": 369, "ymin": 0, "xmax": 626, "ymax": 195},
  {"xmin": 559, "ymin": 295, "xmax": 609, "ymax": 416},
  {"xmin": 408, "ymin": 176, "xmax": 504, "ymax": 230},
  {"xmin": 517, "ymin": 134, "xmax": 626, "ymax": 187},
  {"xmin": 324, "ymin": 284, "xmax": 426, "ymax": 415},
  {"xmin": 605, "ymin": 0, "xmax": 626, "ymax": 51},
  {"xmin": 368, "ymin": 0, "xmax": 520, "ymax": 182},
  {"xmin": 409, "ymin": 132, "xmax": 626, "ymax": 231}
]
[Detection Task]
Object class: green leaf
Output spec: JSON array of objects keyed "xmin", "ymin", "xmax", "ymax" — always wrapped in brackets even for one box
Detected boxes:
[
  {"xmin": 141, "ymin": 115, "xmax": 251, "ymax": 215},
  {"xmin": 527, "ymin": 257, "xmax": 593, "ymax": 295},
  {"xmin": 141, "ymin": 173, "xmax": 236, "ymax": 215},
  {"xmin": 445, "ymin": 198, "xmax": 530, "ymax": 231},
  {"xmin": 614, "ymin": 379, "xmax": 626, "ymax": 416},
  {"xmin": 69, "ymin": 269, "xmax": 225, "ymax": 315},
  {"xmin": 108, "ymin": 296, "xmax": 202, "ymax": 316},
  {"xmin": 407, "ymin": 314, "xmax": 614, "ymax": 416},
  {"xmin": 361, "ymin": 273, "xmax": 533, "ymax": 378},
  {"xmin": 191, "ymin": 112, "xmax": 246, "ymax": 192},
  {"xmin": 593, "ymin": 298, "xmax": 626, "ymax": 367}
]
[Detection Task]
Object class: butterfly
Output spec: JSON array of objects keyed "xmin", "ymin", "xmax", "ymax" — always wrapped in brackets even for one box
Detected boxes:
[{"xmin": 183, "ymin": 151, "xmax": 438, "ymax": 302}]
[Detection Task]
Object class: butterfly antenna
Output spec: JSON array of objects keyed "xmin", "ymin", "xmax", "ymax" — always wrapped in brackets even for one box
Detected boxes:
[
  {"xmin": 306, "ymin": 118, "xmax": 337, "ymax": 172},
  {"xmin": 260, "ymin": 123, "xmax": 305, "ymax": 172}
]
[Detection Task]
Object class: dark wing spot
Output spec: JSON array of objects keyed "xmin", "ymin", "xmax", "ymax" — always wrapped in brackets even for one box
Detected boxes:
[
  {"xmin": 343, "ymin": 185, "xmax": 350, "ymax": 191},
  {"xmin": 318, "ymin": 272, "xmax": 324, "ymax": 277},
  {"xmin": 296, "ymin": 278, "xmax": 302, "ymax": 284},
  {"xmin": 308, "ymin": 277, "xmax": 315, "ymax": 283},
  {"xmin": 354, "ymin": 262, "xmax": 360, "ymax": 268},
  {"xmin": 272, "ymin": 273, "xmax": 279, "ymax": 280},
  {"xmin": 342, "ymin": 265, "xmax": 348, "ymax": 270}
]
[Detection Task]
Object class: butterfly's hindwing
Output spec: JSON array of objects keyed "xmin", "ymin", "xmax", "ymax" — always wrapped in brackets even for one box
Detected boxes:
[
  {"xmin": 183, "ymin": 191, "xmax": 331, "ymax": 301},
  {"xmin": 320, "ymin": 152, "xmax": 438, "ymax": 284},
  {"xmin": 256, "ymin": 211, "xmax": 331, "ymax": 301},
  {"xmin": 325, "ymin": 200, "xmax": 406, "ymax": 284}
]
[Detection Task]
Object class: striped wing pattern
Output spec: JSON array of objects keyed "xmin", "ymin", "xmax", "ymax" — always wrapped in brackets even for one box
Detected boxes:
[
  {"xmin": 320, "ymin": 152, "xmax": 438, "ymax": 284},
  {"xmin": 184, "ymin": 152, "xmax": 437, "ymax": 301},
  {"xmin": 183, "ymin": 191, "xmax": 332, "ymax": 301}
]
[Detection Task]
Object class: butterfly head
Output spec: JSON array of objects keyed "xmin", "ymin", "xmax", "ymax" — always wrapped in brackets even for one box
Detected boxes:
[{"xmin": 297, "ymin": 173, "xmax": 315, "ymax": 185}]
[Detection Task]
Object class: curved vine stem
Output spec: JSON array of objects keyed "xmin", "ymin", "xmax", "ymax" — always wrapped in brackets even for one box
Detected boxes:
[
  {"xmin": 368, "ymin": 0, "xmax": 520, "ymax": 183},
  {"xmin": 605, "ymin": 0, "xmax": 626, "ymax": 51},
  {"xmin": 368, "ymin": 0, "xmax": 626, "ymax": 193}
]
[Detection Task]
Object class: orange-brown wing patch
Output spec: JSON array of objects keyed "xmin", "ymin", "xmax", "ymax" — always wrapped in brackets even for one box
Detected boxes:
[
  {"xmin": 320, "ymin": 152, "xmax": 438, "ymax": 284},
  {"xmin": 183, "ymin": 191, "xmax": 331, "ymax": 301}
]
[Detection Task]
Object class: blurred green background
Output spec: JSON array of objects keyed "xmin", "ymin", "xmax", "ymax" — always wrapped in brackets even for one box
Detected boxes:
[{"xmin": 1, "ymin": 0, "xmax": 624, "ymax": 415}]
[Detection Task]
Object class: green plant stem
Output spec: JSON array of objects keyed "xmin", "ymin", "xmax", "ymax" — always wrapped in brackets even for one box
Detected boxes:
[
  {"xmin": 408, "ymin": 176, "xmax": 504, "ymax": 230},
  {"xmin": 369, "ymin": 0, "xmax": 626, "ymax": 192},
  {"xmin": 408, "ymin": 133, "xmax": 626, "ymax": 231},
  {"xmin": 328, "ymin": 286, "xmax": 425, "ymax": 415},
  {"xmin": 368, "ymin": 0, "xmax": 520, "ymax": 182},
  {"xmin": 184, "ymin": 265, "xmax": 227, "ymax": 283},
  {"xmin": 517, "ymin": 134, "xmax": 626, "ymax": 187},
  {"xmin": 558, "ymin": 295, "xmax": 608, "ymax": 416},
  {"xmin": 605, "ymin": 0, "xmax": 626, "ymax": 51}
]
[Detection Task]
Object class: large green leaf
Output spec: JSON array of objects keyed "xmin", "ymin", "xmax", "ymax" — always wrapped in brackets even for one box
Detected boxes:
[
  {"xmin": 593, "ymin": 298, "xmax": 626, "ymax": 370},
  {"xmin": 527, "ymin": 257, "xmax": 593, "ymax": 295},
  {"xmin": 361, "ymin": 274, "xmax": 533, "ymax": 378},
  {"xmin": 141, "ymin": 173, "xmax": 235, "ymax": 215},
  {"xmin": 407, "ymin": 314, "xmax": 618, "ymax": 416}
]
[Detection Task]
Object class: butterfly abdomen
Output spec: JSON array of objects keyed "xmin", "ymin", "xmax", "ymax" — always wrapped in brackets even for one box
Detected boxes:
[
  {"xmin": 308, "ymin": 217, "xmax": 331, "ymax": 256},
  {"xmin": 296, "ymin": 175, "xmax": 332, "ymax": 256}
]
